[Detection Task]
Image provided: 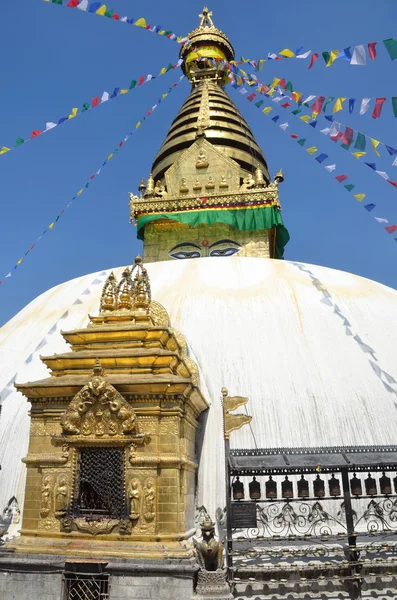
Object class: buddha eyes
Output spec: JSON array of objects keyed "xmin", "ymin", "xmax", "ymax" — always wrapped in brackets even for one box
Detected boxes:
[
  {"xmin": 209, "ymin": 247, "xmax": 241, "ymax": 257},
  {"xmin": 169, "ymin": 250, "xmax": 201, "ymax": 259}
]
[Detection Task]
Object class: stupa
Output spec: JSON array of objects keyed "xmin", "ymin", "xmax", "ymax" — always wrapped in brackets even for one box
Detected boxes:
[{"xmin": 1, "ymin": 7, "xmax": 397, "ymax": 600}]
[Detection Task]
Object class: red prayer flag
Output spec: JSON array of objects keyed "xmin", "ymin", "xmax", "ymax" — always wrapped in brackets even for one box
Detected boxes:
[
  {"xmin": 311, "ymin": 96, "xmax": 326, "ymax": 114},
  {"xmin": 281, "ymin": 102, "xmax": 291, "ymax": 108},
  {"xmin": 90, "ymin": 175, "xmax": 95, "ymax": 180},
  {"xmin": 330, "ymin": 132, "xmax": 343, "ymax": 142},
  {"xmin": 247, "ymin": 93, "xmax": 256, "ymax": 102},
  {"xmin": 368, "ymin": 42, "xmax": 377, "ymax": 60},
  {"xmin": 290, "ymin": 134, "xmax": 299, "ymax": 139},
  {"xmin": 388, "ymin": 180, "xmax": 397, "ymax": 188},
  {"xmin": 112, "ymin": 13, "xmax": 119, "ymax": 19},
  {"xmin": 335, "ymin": 174, "xmax": 348, "ymax": 182},
  {"xmin": 138, "ymin": 76, "xmax": 145, "ymax": 86},
  {"xmin": 372, "ymin": 97, "xmax": 386, "ymax": 119},
  {"xmin": 278, "ymin": 78, "xmax": 287, "ymax": 88},
  {"xmin": 119, "ymin": 141, "xmax": 124, "ymax": 147},
  {"xmin": 66, "ymin": 0, "xmax": 79, "ymax": 6},
  {"xmin": 146, "ymin": 24, "xmax": 151, "ymax": 30},
  {"xmin": 91, "ymin": 97, "xmax": 100, "ymax": 107},
  {"xmin": 31, "ymin": 130, "xmax": 42, "ymax": 138},
  {"xmin": 308, "ymin": 53, "xmax": 318, "ymax": 70},
  {"xmin": 341, "ymin": 126, "xmax": 354, "ymax": 146},
  {"xmin": 385, "ymin": 225, "xmax": 397, "ymax": 234}
]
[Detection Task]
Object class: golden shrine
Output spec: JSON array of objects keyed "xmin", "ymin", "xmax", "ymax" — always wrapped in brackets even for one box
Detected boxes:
[{"xmin": 14, "ymin": 257, "xmax": 208, "ymax": 557}]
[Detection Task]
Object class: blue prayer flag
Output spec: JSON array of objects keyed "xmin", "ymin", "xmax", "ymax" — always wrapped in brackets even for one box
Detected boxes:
[
  {"xmin": 58, "ymin": 117, "xmax": 68, "ymax": 124},
  {"xmin": 365, "ymin": 162, "xmax": 377, "ymax": 170},
  {"xmin": 325, "ymin": 115, "xmax": 334, "ymax": 122},
  {"xmin": 309, "ymin": 121, "xmax": 318, "ymax": 128},
  {"xmin": 110, "ymin": 88, "xmax": 120, "ymax": 98},
  {"xmin": 89, "ymin": 2, "xmax": 101, "ymax": 12},
  {"xmin": 385, "ymin": 145, "xmax": 397, "ymax": 156},
  {"xmin": 343, "ymin": 47, "xmax": 352, "ymax": 60},
  {"xmin": 315, "ymin": 153, "xmax": 328, "ymax": 163},
  {"xmin": 272, "ymin": 115, "xmax": 280, "ymax": 122},
  {"xmin": 364, "ymin": 203, "xmax": 376, "ymax": 211},
  {"xmin": 349, "ymin": 98, "xmax": 356, "ymax": 113}
]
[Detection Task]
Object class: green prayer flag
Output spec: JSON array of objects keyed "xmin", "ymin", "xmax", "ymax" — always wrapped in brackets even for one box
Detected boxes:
[
  {"xmin": 15, "ymin": 137, "xmax": 24, "ymax": 146},
  {"xmin": 82, "ymin": 103, "xmax": 90, "ymax": 112},
  {"xmin": 55, "ymin": 216, "xmax": 60, "ymax": 222},
  {"xmin": 322, "ymin": 51, "xmax": 330, "ymax": 64},
  {"xmin": 104, "ymin": 10, "xmax": 113, "ymax": 17},
  {"xmin": 85, "ymin": 183, "xmax": 89, "ymax": 188},
  {"xmin": 297, "ymin": 138, "xmax": 306, "ymax": 146},
  {"xmin": 303, "ymin": 103, "xmax": 310, "ymax": 108},
  {"xmin": 255, "ymin": 100, "xmax": 264, "ymax": 108},
  {"xmin": 323, "ymin": 97, "xmax": 334, "ymax": 112},
  {"xmin": 392, "ymin": 97, "xmax": 397, "ymax": 118},
  {"xmin": 166, "ymin": 64, "xmax": 173, "ymax": 72},
  {"xmin": 52, "ymin": 0, "xmax": 62, "ymax": 4},
  {"xmin": 164, "ymin": 31, "xmax": 172, "ymax": 36},
  {"xmin": 285, "ymin": 81, "xmax": 293, "ymax": 92},
  {"xmin": 354, "ymin": 132, "xmax": 366, "ymax": 151},
  {"xmin": 383, "ymin": 38, "xmax": 397, "ymax": 60},
  {"xmin": 291, "ymin": 109, "xmax": 302, "ymax": 115},
  {"xmin": 114, "ymin": 149, "xmax": 119, "ymax": 152},
  {"xmin": 129, "ymin": 80, "xmax": 137, "ymax": 89},
  {"xmin": 344, "ymin": 184, "xmax": 355, "ymax": 192}
]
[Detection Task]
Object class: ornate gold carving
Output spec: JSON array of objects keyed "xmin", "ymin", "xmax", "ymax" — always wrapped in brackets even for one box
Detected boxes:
[
  {"xmin": 179, "ymin": 178, "xmax": 189, "ymax": 193},
  {"xmin": 23, "ymin": 444, "xmax": 70, "ymax": 466},
  {"xmin": 149, "ymin": 300, "xmax": 169, "ymax": 327},
  {"xmin": 154, "ymin": 180, "xmax": 168, "ymax": 197},
  {"xmin": 54, "ymin": 474, "xmax": 69, "ymax": 516},
  {"xmin": 159, "ymin": 418, "xmax": 179, "ymax": 436},
  {"xmin": 143, "ymin": 478, "xmax": 156, "ymax": 523},
  {"xmin": 144, "ymin": 173, "xmax": 155, "ymax": 197},
  {"xmin": 222, "ymin": 387, "xmax": 252, "ymax": 440},
  {"xmin": 31, "ymin": 421, "xmax": 61, "ymax": 436},
  {"xmin": 40, "ymin": 474, "xmax": 52, "ymax": 518},
  {"xmin": 100, "ymin": 272, "xmax": 118, "ymax": 312},
  {"xmin": 197, "ymin": 80, "xmax": 210, "ymax": 134},
  {"xmin": 129, "ymin": 478, "xmax": 141, "ymax": 520},
  {"xmin": 193, "ymin": 178, "xmax": 202, "ymax": 190},
  {"xmin": 196, "ymin": 148, "xmax": 209, "ymax": 169},
  {"xmin": 205, "ymin": 176, "xmax": 215, "ymax": 190},
  {"xmin": 240, "ymin": 174, "xmax": 255, "ymax": 192},
  {"xmin": 60, "ymin": 360, "xmax": 137, "ymax": 437},
  {"xmin": 73, "ymin": 518, "xmax": 119, "ymax": 536},
  {"xmin": 219, "ymin": 176, "xmax": 228, "ymax": 189},
  {"xmin": 193, "ymin": 512, "xmax": 223, "ymax": 571}
]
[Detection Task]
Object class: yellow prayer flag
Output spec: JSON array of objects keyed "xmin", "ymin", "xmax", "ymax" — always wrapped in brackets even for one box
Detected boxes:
[
  {"xmin": 176, "ymin": 36, "xmax": 182, "ymax": 42},
  {"xmin": 96, "ymin": 4, "xmax": 106, "ymax": 15},
  {"xmin": 68, "ymin": 108, "xmax": 78, "ymax": 119},
  {"xmin": 77, "ymin": 189, "xmax": 84, "ymax": 196},
  {"xmin": 311, "ymin": 111, "xmax": 318, "ymax": 120},
  {"xmin": 354, "ymin": 193, "xmax": 366, "ymax": 202},
  {"xmin": 279, "ymin": 48, "xmax": 295, "ymax": 58},
  {"xmin": 159, "ymin": 67, "xmax": 167, "ymax": 75},
  {"xmin": 158, "ymin": 30, "xmax": 165, "ymax": 35},
  {"xmin": 17, "ymin": 258, "xmax": 23, "ymax": 265},
  {"xmin": 352, "ymin": 151, "xmax": 366, "ymax": 159},
  {"xmin": 136, "ymin": 122, "xmax": 141, "ymax": 129},
  {"xmin": 259, "ymin": 59, "xmax": 265, "ymax": 70},
  {"xmin": 239, "ymin": 69, "xmax": 247, "ymax": 77},
  {"xmin": 306, "ymin": 146, "xmax": 318, "ymax": 155},
  {"xmin": 108, "ymin": 153, "xmax": 113, "ymax": 159},
  {"xmin": 162, "ymin": 93, "xmax": 168, "ymax": 99},
  {"xmin": 134, "ymin": 17, "xmax": 147, "ymax": 28},
  {"xmin": 0, "ymin": 147, "xmax": 10, "ymax": 154},
  {"xmin": 267, "ymin": 87, "xmax": 275, "ymax": 97},
  {"xmin": 120, "ymin": 89, "xmax": 128, "ymax": 94},
  {"xmin": 332, "ymin": 97, "xmax": 346, "ymax": 113},
  {"xmin": 48, "ymin": 223, "xmax": 55, "ymax": 230},
  {"xmin": 270, "ymin": 77, "xmax": 281, "ymax": 89},
  {"xmin": 300, "ymin": 115, "xmax": 310, "ymax": 123},
  {"xmin": 241, "ymin": 57, "xmax": 249, "ymax": 63},
  {"xmin": 248, "ymin": 80, "xmax": 255, "ymax": 87},
  {"xmin": 292, "ymin": 92, "xmax": 302, "ymax": 102},
  {"xmin": 262, "ymin": 107, "xmax": 272, "ymax": 115},
  {"xmin": 370, "ymin": 138, "xmax": 381, "ymax": 156},
  {"xmin": 327, "ymin": 50, "xmax": 339, "ymax": 67}
]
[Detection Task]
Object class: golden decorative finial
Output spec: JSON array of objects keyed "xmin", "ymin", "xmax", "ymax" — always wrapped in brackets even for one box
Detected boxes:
[
  {"xmin": 92, "ymin": 358, "xmax": 103, "ymax": 376},
  {"xmin": 144, "ymin": 174, "xmax": 155, "ymax": 197},
  {"xmin": 138, "ymin": 177, "xmax": 146, "ymax": 195},
  {"xmin": 274, "ymin": 168, "xmax": 284, "ymax": 183},
  {"xmin": 100, "ymin": 271, "xmax": 118, "ymax": 312},
  {"xmin": 254, "ymin": 164, "xmax": 266, "ymax": 187},
  {"xmin": 199, "ymin": 6, "xmax": 214, "ymax": 28}
]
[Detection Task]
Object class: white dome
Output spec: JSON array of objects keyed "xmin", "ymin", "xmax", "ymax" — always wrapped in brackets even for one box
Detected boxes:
[{"xmin": 1, "ymin": 257, "xmax": 397, "ymax": 519}]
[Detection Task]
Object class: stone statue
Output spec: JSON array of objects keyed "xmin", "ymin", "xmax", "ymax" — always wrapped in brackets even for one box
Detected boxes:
[
  {"xmin": 240, "ymin": 174, "xmax": 255, "ymax": 192},
  {"xmin": 196, "ymin": 149, "xmax": 209, "ymax": 168},
  {"xmin": 40, "ymin": 475, "xmax": 52, "ymax": 518},
  {"xmin": 143, "ymin": 478, "xmax": 156, "ymax": 522},
  {"xmin": 179, "ymin": 178, "xmax": 189, "ymax": 193},
  {"xmin": 193, "ymin": 513, "xmax": 223, "ymax": 571},
  {"xmin": 129, "ymin": 479, "xmax": 141, "ymax": 520},
  {"xmin": 154, "ymin": 181, "xmax": 168, "ymax": 197},
  {"xmin": 205, "ymin": 176, "xmax": 215, "ymax": 189},
  {"xmin": 55, "ymin": 475, "xmax": 68, "ymax": 514}
]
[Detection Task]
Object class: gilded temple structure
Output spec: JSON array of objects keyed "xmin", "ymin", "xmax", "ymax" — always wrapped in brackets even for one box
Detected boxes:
[{"xmin": 2, "ymin": 7, "xmax": 397, "ymax": 600}]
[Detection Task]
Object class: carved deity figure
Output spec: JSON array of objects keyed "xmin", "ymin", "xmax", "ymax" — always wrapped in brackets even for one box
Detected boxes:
[
  {"xmin": 193, "ymin": 178, "xmax": 202, "ymax": 190},
  {"xmin": 179, "ymin": 178, "xmax": 189, "ymax": 193},
  {"xmin": 205, "ymin": 176, "xmax": 215, "ymax": 189},
  {"xmin": 154, "ymin": 181, "xmax": 168, "ymax": 197},
  {"xmin": 193, "ymin": 514, "xmax": 224, "ymax": 571},
  {"xmin": 129, "ymin": 479, "xmax": 141, "ymax": 520},
  {"xmin": 219, "ymin": 176, "xmax": 228, "ymax": 189},
  {"xmin": 240, "ymin": 174, "xmax": 255, "ymax": 192},
  {"xmin": 143, "ymin": 479, "xmax": 156, "ymax": 522},
  {"xmin": 55, "ymin": 475, "xmax": 69, "ymax": 514},
  {"xmin": 40, "ymin": 475, "xmax": 52, "ymax": 518},
  {"xmin": 196, "ymin": 149, "xmax": 209, "ymax": 168}
]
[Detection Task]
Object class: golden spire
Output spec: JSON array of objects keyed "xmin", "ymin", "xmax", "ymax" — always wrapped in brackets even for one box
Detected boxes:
[{"xmin": 199, "ymin": 6, "xmax": 214, "ymax": 28}]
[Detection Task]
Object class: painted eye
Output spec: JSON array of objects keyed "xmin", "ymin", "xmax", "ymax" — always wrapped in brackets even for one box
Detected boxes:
[
  {"xmin": 209, "ymin": 247, "xmax": 241, "ymax": 257},
  {"xmin": 169, "ymin": 251, "xmax": 201, "ymax": 260}
]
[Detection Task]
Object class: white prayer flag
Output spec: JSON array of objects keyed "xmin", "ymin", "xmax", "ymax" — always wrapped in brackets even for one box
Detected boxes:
[
  {"xmin": 329, "ymin": 121, "xmax": 340, "ymax": 137},
  {"xmin": 296, "ymin": 51, "xmax": 311, "ymax": 59},
  {"xmin": 375, "ymin": 170, "xmax": 389, "ymax": 180},
  {"xmin": 45, "ymin": 122, "xmax": 57, "ymax": 130},
  {"xmin": 392, "ymin": 157, "xmax": 397, "ymax": 167},
  {"xmin": 272, "ymin": 97, "xmax": 283, "ymax": 103},
  {"xmin": 101, "ymin": 91, "xmax": 109, "ymax": 103},
  {"xmin": 302, "ymin": 95, "xmax": 316, "ymax": 104},
  {"xmin": 350, "ymin": 45, "xmax": 366, "ymax": 66},
  {"xmin": 325, "ymin": 164, "xmax": 336, "ymax": 172},
  {"xmin": 360, "ymin": 98, "xmax": 371, "ymax": 115},
  {"xmin": 77, "ymin": 0, "xmax": 88, "ymax": 10},
  {"xmin": 120, "ymin": 16, "xmax": 127, "ymax": 22},
  {"xmin": 268, "ymin": 53, "xmax": 278, "ymax": 59},
  {"xmin": 5, "ymin": 272, "xmax": 11, "ymax": 278},
  {"xmin": 320, "ymin": 127, "xmax": 331, "ymax": 135},
  {"xmin": 375, "ymin": 217, "xmax": 388, "ymax": 223},
  {"xmin": 279, "ymin": 122, "xmax": 289, "ymax": 130},
  {"xmin": 239, "ymin": 88, "xmax": 248, "ymax": 95}
]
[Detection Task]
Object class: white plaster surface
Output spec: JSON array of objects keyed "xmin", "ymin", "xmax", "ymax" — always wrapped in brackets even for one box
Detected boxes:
[{"xmin": 1, "ymin": 257, "xmax": 397, "ymax": 521}]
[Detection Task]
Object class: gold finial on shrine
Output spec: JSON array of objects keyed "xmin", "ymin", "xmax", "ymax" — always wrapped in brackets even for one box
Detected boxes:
[
  {"xmin": 138, "ymin": 177, "xmax": 147, "ymax": 196},
  {"xmin": 254, "ymin": 164, "xmax": 266, "ymax": 187},
  {"xmin": 199, "ymin": 6, "xmax": 214, "ymax": 28},
  {"xmin": 274, "ymin": 168, "xmax": 284, "ymax": 184},
  {"xmin": 100, "ymin": 271, "xmax": 118, "ymax": 312},
  {"xmin": 144, "ymin": 174, "xmax": 155, "ymax": 197}
]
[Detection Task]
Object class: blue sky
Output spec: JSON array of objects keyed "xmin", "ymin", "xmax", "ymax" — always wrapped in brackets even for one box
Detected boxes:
[{"xmin": 0, "ymin": 0, "xmax": 397, "ymax": 325}]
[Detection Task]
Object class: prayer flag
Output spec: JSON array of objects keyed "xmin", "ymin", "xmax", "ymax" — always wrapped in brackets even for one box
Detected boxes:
[
  {"xmin": 375, "ymin": 217, "xmax": 388, "ymax": 223},
  {"xmin": 49, "ymin": 223, "xmax": 55, "ymax": 230},
  {"xmin": 350, "ymin": 45, "xmax": 366, "ymax": 65},
  {"xmin": 129, "ymin": 80, "xmax": 137, "ymax": 89},
  {"xmin": 58, "ymin": 117, "xmax": 67, "ymax": 124},
  {"xmin": 332, "ymin": 98, "xmax": 346, "ymax": 113},
  {"xmin": 134, "ymin": 17, "xmax": 147, "ymax": 27},
  {"xmin": 383, "ymin": 38, "xmax": 397, "ymax": 61},
  {"xmin": 386, "ymin": 145, "xmax": 397, "ymax": 155},
  {"xmin": 352, "ymin": 151, "xmax": 366, "ymax": 159},
  {"xmin": 341, "ymin": 127, "xmax": 353, "ymax": 146},
  {"xmin": 303, "ymin": 95, "xmax": 316, "ymax": 104},
  {"xmin": 88, "ymin": 2, "xmax": 101, "ymax": 12},
  {"xmin": 81, "ymin": 103, "xmax": 90, "ymax": 111},
  {"xmin": 308, "ymin": 53, "xmax": 318, "ymax": 69},
  {"xmin": 0, "ymin": 147, "xmax": 10, "ymax": 154},
  {"xmin": 280, "ymin": 122, "xmax": 289, "ymax": 130},
  {"xmin": 376, "ymin": 170, "xmax": 389, "ymax": 180},
  {"xmin": 285, "ymin": 81, "xmax": 293, "ymax": 92},
  {"xmin": 272, "ymin": 115, "xmax": 280, "ymax": 122},
  {"xmin": 255, "ymin": 100, "xmax": 264, "ymax": 108},
  {"xmin": 262, "ymin": 107, "xmax": 272, "ymax": 115},
  {"xmin": 96, "ymin": 4, "xmax": 106, "ymax": 15},
  {"xmin": 120, "ymin": 89, "xmax": 128, "ymax": 94},
  {"xmin": 360, "ymin": 98, "xmax": 371, "ymax": 115},
  {"xmin": 297, "ymin": 50, "xmax": 311, "ymax": 59},
  {"xmin": 68, "ymin": 107, "xmax": 78, "ymax": 119},
  {"xmin": 306, "ymin": 146, "xmax": 317, "ymax": 155},
  {"xmin": 92, "ymin": 96, "xmax": 100, "ymax": 107},
  {"xmin": 290, "ymin": 134, "xmax": 299, "ymax": 138},
  {"xmin": 281, "ymin": 102, "xmax": 291, "ymax": 108},
  {"xmin": 322, "ymin": 51, "xmax": 330, "ymax": 65},
  {"xmin": 335, "ymin": 174, "xmax": 348, "ymax": 182},
  {"xmin": 327, "ymin": 50, "xmax": 339, "ymax": 66},
  {"xmin": 138, "ymin": 76, "xmax": 145, "ymax": 86},
  {"xmin": 31, "ymin": 130, "xmax": 42, "ymax": 138},
  {"xmin": 393, "ymin": 157, "xmax": 397, "ymax": 166},
  {"xmin": 372, "ymin": 98, "xmax": 386, "ymax": 119},
  {"xmin": 364, "ymin": 203, "xmax": 375, "ymax": 210},
  {"xmin": 311, "ymin": 96, "xmax": 326, "ymax": 114},
  {"xmin": 349, "ymin": 98, "xmax": 356, "ymax": 114},
  {"xmin": 291, "ymin": 109, "xmax": 302, "ymax": 115},
  {"xmin": 365, "ymin": 162, "xmax": 377, "ymax": 170},
  {"xmin": 316, "ymin": 153, "xmax": 328, "ymax": 163},
  {"xmin": 110, "ymin": 88, "xmax": 120, "ymax": 98},
  {"xmin": 392, "ymin": 97, "xmax": 397, "ymax": 118},
  {"xmin": 354, "ymin": 133, "xmax": 366, "ymax": 151},
  {"xmin": 385, "ymin": 225, "xmax": 397, "ymax": 234},
  {"xmin": 368, "ymin": 42, "xmax": 377, "ymax": 60},
  {"xmin": 388, "ymin": 180, "xmax": 397, "ymax": 188},
  {"xmin": 320, "ymin": 127, "xmax": 331, "ymax": 135},
  {"xmin": 279, "ymin": 48, "xmax": 295, "ymax": 58},
  {"xmin": 297, "ymin": 138, "xmax": 306, "ymax": 146},
  {"xmin": 300, "ymin": 115, "xmax": 310, "ymax": 123},
  {"xmin": 344, "ymin": 184, "xmax": 355, "ymax": 192},
  {"xmin": 309, "ymin": 121, "xmax": 318, "ymax": 128},
  {"xmin": 45, "ymin": 122, "xmax": 57, "ymax": 130},
  {"xmin": 77, "ymin": 0, "xmax": 88, "ymax": 10},
  {"xmin": 370, "ymin": 138, "xmax": 381, "ymax": 156},
  {"xmin": 247, "ymin": 93, "xmax": 256, "ymax": 102},
  {"xmin": 101, "ymin": 91, "xmax": 109, "ymax": 102},
  {"xmin": 15, "ymin": 137, "xmax": 24, "ymax": 145},
  {"xmin": 323, "ymin": 97, "xmax": 334, "ymax": 112},
  {"xmin": 67, "ymin": 0, "xmax": 80, "ymax": 6},
  {"xmin": 325, "ymin": 164, "xmax": 336, "ymax": 172}
]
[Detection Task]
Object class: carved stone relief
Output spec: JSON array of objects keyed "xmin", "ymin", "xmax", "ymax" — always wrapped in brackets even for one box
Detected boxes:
[{"xmin": 40, "ymin": 474, "xmax": 52, "ymax": 518}]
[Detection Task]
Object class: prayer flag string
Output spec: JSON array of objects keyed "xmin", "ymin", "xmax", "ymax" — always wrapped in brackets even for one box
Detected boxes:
[
  {"xmin": 0, "ymin": 60, "xmax": 182, "ymax": 158},
  {"xmin": 0, "ymin": 76, "xmax": 185, "ymax": 287},
  {"xmin": 44, "ymin": 0, "xmax": 189, "ymax": 45},
  {"xmin": 230, "ymin": 83, "xmax": 397, "ymax": 242}
]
